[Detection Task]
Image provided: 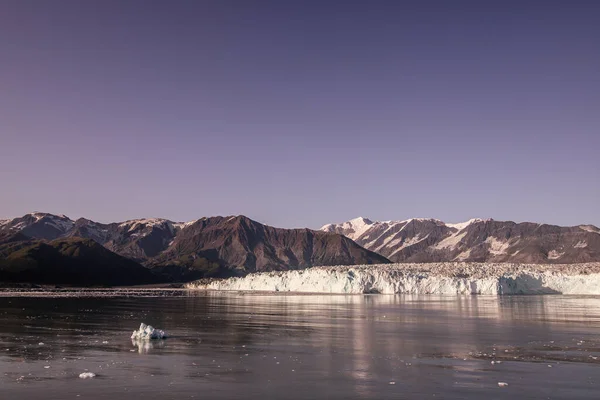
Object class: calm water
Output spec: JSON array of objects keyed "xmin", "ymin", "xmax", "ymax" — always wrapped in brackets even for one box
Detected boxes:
[{"xmin": 0, "ymin": 292, "xmax": 599, "ymax": 399}]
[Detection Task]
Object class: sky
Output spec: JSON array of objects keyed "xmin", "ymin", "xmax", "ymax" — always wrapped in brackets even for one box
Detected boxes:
[{"xmin": 1, "ymin": 0, "xmax": 599, "ymax": 229}]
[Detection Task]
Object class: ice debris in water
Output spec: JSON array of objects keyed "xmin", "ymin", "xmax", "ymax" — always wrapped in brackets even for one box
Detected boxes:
[
  {"xmin": 79, "ymin": 372, "xmax": 96, "ymax": 379},
  {"xmin": 498, "ymin": 382, "xmax": 509, "ymax": 387},
  {"xmin": 130, "ymin": 323, "xmax": 167, "ymax": 340}
]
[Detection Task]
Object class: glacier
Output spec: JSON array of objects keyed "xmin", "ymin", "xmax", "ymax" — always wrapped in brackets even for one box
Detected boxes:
[{"xmin": 185, "ymin": 263, "xmax": 600, "ymax": 295}]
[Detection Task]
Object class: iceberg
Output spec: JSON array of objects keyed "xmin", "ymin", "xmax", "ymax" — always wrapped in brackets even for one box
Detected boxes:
[{"xmin": 130, "ymin": 323, "xmax": 167, "ymax": 340}]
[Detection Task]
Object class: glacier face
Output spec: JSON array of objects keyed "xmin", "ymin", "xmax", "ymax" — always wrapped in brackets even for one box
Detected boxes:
[{"xmin": 185, "ymin": 263, "xmax": 600, "ymax": 295}]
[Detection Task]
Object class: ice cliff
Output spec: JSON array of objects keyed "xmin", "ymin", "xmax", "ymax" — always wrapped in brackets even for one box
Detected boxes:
[{"xmin": 185, "ymin": 263, "xmax": 600, "ymax": 295}]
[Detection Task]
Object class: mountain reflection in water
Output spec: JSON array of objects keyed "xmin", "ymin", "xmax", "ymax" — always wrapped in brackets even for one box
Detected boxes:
[{"xmin": 0, "ymin": 292, "xmax": 599, "ymax": 399}]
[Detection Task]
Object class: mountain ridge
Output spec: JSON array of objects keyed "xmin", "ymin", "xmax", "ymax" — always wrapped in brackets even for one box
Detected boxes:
[
  {"xmin": 321, "ymin": 217, "xmax": 600, "ymax": 264},
  {"xmin": 3, "ymin": 211, "xmax": 600, "ymax": 286},
  {"xmin": 0, "ymin": 212, "xmax": 389, "ymax": 282}
]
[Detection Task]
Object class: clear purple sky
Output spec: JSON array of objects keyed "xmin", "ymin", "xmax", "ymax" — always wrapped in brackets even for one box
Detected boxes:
[{"xmin": 1, "ymin": 1, "xmax": 599, "ymax": 228}]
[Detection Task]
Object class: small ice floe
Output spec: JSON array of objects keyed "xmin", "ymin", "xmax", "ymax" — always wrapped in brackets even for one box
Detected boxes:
[
  {"xmin": 130, "ymin": 323, "xmax": 167, "ymax": 340},
  {"xmin": 498, "ymin": 382, "xmax": 509, "ymax": 387},
  {"xmin": 38, "ymin": 343, "xmax": 45, "ymax": 346},
  {"xmin": 389, "ymin": 381, "xmax": 396, "ymax": 385},
  {"xmin": 79, "ymin": 372, "xmax": 96, "ymax": 379}
]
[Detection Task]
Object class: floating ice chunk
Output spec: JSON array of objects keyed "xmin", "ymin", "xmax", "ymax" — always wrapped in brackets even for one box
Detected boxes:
[
  {"xmin": 79, "ymin": 372, "xmax": 96, "ymax": 379},
  {"xmin": 130, "ymin": 323, "xmax": 167, "ymax": 340},
  {"xmin": 498, "ymin": 382, "xmax": 508, "ymax": 387}
]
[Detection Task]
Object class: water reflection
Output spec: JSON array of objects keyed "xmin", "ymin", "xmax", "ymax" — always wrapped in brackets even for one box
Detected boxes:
[
  {"xmin": 1, "ymin": 293, "xmax": 600, "ymax": 400},
  {"xmin": 131, "ymin": 338, "xmax": 166, "ymax": 354}
]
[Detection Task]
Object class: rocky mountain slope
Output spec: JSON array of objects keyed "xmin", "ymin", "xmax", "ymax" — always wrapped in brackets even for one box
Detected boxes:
[
  {"xmin": 321, "ymin": 217, "xmax": 600, "ymax": 264},
  {"xmin": 0, "ymin": 213, "xmax": 74, "ymax": 240},
  {"xmin": 0, "ymin": 235, "xmax": 159, "ymax": 286},
  {"xmin": 4, "ymin": 211, "xmax": 599, "ymax": 285},
  {"xmin": 148, "ymin": 215, "xmax": 387, "ymax": 280},
  {"xmin": 1, "ymin": 213, "xmax": 388, "ymax": 282}
]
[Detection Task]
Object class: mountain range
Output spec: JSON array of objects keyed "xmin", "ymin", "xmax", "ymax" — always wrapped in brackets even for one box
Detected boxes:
[
  {"xmin": 2, "ymin": 212, "xmax": 599, "ymax": 286},
  {"xmin": 0, "ymin": 213, "xmax": 386, "ymax": 284},
  {"xmin": 321, "ymin": 217, "xmax": 600, "ymax": 264}
]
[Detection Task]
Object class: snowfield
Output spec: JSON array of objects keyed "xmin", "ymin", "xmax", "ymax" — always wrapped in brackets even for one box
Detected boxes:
[{"xmin": 185, "ymin": 263, "xmax": 600, "ymax": 295}]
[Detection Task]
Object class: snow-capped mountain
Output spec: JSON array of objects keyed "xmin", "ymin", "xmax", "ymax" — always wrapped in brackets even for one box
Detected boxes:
[
  {"xmin": 147, "ymin": 215, "xmax": 388, "ymax": 280},
  {"xmin": 0, "ymin": 213, "xmax": 388, "ymax": 281},
  {"xmin": 3, "ymin": 211, "xmax": 600, "ymax": 285},
  {"xmin": 0, "ymin": 212, "xmax": 75, "ymax": 240},
  {"xmin": 321, "ymin": 217, "xmax": 600, "ymax": 264},
  {"xmin": 0, "ymin": 214, "xmax": 181, "ymax": 262},
  {"xmin": 64, "ymin": 217, "xmax": 179, "ymax": 261}
]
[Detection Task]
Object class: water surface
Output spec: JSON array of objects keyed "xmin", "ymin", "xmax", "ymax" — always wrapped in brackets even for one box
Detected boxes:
[{"xmin": 0, "ymin": 292, "xmax": 599, "ymax": 399}]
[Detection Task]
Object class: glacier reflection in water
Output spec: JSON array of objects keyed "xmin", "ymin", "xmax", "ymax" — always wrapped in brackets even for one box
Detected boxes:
[{"xmin": 0, "ymin": 292, "xmax": 599, "ymax": 399}]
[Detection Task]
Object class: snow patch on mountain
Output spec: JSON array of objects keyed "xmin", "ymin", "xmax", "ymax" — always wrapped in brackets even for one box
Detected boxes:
[
  {"xmin": 388, "ymin": 234, "xmax": 429, "ymax": 256},
  {"xmin": 30, "ymin": 212, "xmax": 47, "ymax": 222},
  {"xmin": 433, "ymin": 231, "xmax": 467, "ymax": 250},
  {"xmin": 454, "ymin": 249, "xmax": 472, "ymax": 261},
  {"xmin": 373, "ymin": 226, "xmax": 407, "ymax": 251},
  {"xmin": 321, "ymin": 217, "xmax": 374, "ymax": 240},
  {"xmin": 120, "ymin": 218, "xmax": 172, "ymax": 231},
  {"xmin": 485, "ymin": 237, "xmax": 510, "ymax": 256},
  {"xmin": 386, "ymin": 236, "xmax": 407, "ymax": 249},
  {"xmin": 574, "ymin": 241, "xmax": 588, "ymax": 249},
  {"xmin": 446, "ymin": 218, "xmax": 485, "ymax": 231},
  {"xmin": 403, "ymin": 218, "xmax": 444, "ymax": 225},
  {"xmin": 173, "ymin": 219, "xmax": 199, "ymax": 230},
  {"xmin": 11, "ymin": 221, "xmax": 28, "ymax": 230},
  {"xmin": 547, "ymin": 250, "xmax": 564, "ymax": 260},
  {"xmin": 1, "ymin": 213, "xmax": 75, "ymax": 234},
  {"xmin": 579, "ymin": 225, "xmax": 600, "ymax": 234}
]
